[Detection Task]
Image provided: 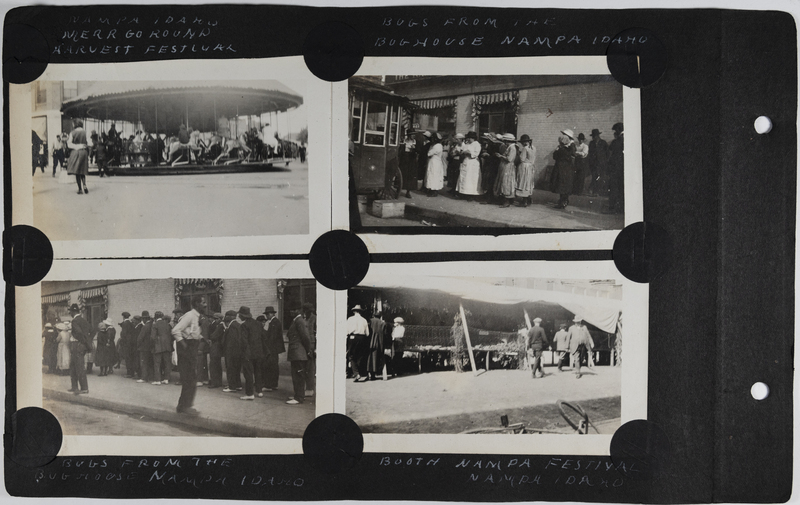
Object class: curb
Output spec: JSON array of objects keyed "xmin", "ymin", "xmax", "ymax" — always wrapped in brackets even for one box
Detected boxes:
[{"xmin": 44, "ymin": 388, "xmax": 302, "ymax": 438}]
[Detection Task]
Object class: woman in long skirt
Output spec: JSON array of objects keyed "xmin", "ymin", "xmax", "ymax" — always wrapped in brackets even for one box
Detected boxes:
[
  {"xmin": 494, "ymin": 133, "xmax": 518, "ymax": 208},
  {"xmin": 66, "ymin": 119, "xmax": 90, "ymax": 194},
  {"xmin": 56, "ymin": 322, "xmax": 71, "ymax": 376},
  {"xmin": 399, "ymin": 131, "xmax": 417, "ymax": 198},
  {"xmin": 456, "ymin": 131, "xmax": 483, "ymax": 199},
  {"xmin": 515, "ymin": 134, "xmax": 537, "ymax": 207},
  {"xmin": 551, "ymin": 132, "xmax": 577, "ymax": 208},
  {"xmin": 424, "ymin": 133, "xmax": 444, "ymax": 196}
]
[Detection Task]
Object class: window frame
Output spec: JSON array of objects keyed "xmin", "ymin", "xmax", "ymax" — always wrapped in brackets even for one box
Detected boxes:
[
  {"xmin": 363, "ymin": 100, "xmax": 388, "ymax": 148},
  {"xmin": 389, "ymin": 105, "xmax": 401, "ymax": 146},
  {"xmin": 350, "ymin": 97, "xmax": 363, "ymax": 144}
]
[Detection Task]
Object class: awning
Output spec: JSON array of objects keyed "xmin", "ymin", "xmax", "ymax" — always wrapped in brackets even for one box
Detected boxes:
[
  {"xmin": 61, "ymin": 80, "xmax": 303, "ymax": 134},
  {"xmin": 176, "ymin": 278, "xmax": 222, "ymax": 287},
  {"xmin": 81, "ymin": 287, "xmax": 106, "ymax": 299},
  {"xmin": 475, "ymin": 90, "xmax": 519, "ymax": 106},
  {"xmin": 42, "ymin": 293, "xmax": 70, "ymax": 305},
  {"xmin": 412, "ymin": 97, "xmax": 456, "ymax": 110},
  {"xmin": 359, "ymin": 276, "xmax": 621, "ymax": 334}
]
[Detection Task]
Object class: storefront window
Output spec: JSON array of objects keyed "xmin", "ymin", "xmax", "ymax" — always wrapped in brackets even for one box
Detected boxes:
[
  {"xmin": 363, "ymin": 101, "xmax": 388, "ymax": 147},
  {"xmin": 478, "ymin": 102, "xmax": 517, "ymax": 136}
]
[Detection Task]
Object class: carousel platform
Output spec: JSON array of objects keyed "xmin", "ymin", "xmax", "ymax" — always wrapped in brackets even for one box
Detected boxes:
[{"xmin": 92, "ymin": 158, "xmax": 293, "ymax": 176}]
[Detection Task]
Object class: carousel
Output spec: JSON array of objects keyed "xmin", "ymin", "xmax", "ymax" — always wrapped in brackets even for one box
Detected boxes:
[{"xmin": 60, "ymin": 80, "xmax": 304, "ymax": 175}]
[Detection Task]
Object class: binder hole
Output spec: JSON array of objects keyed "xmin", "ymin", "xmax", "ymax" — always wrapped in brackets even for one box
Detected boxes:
[
  {"xmin": 754, "ymin": 116, "xmax": 772, "ymax": 134},
  {"xmin": 750, "ymin": 382, "xmax": 769, "ymax": 400}
]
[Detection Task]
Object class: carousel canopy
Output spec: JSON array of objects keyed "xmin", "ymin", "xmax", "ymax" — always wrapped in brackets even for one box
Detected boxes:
[
  {"xmin": 359, "ymin": 276, "xmax": 622, "ymax": 334},
  {"xmin": 61, "ymin": 80, "xmax": 303, "ymax": 135}
]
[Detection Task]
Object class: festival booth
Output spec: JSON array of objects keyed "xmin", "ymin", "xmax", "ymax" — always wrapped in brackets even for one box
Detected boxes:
[
  {"xmin": 60, "ymin": 80, "xmax": 303, "ymax": 175},
  {"xmin": 350, "ymin": 277, "xmax": 622, "ymax": 375}
]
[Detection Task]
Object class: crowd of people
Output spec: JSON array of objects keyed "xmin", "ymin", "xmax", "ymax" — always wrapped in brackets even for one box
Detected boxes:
[
  {"xmin": 398, "ymin": 123, "xmax": 624, "ymax": 213},
  {"xmin": 34, "ymin": 119, "xmax": 307, "ymax": 194},
  {"xmin": 345, "ymin": 305, "xmax": 406, "ymax": 382},
  {"xmin": 526, "ymin": 316, "xmax": 595, "ymax": 379},
  {"xmin": 42, "ymin": 300, "xmax": 316, "ymax": 415}
]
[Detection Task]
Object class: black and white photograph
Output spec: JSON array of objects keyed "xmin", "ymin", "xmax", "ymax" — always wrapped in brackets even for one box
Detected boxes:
[
  {"xmin": 13, "ymin": 59, "xmax": 332, "ymax": 258},
  {"xmin": 38, "ymin": 276, "xmax": 318, "ymax": 439},
  {"xmin": 350, "ymin": 73, "xmax": 625, "ymax": 231},
  {"xmin": 340, "ymin": 261, "xmax": 647, "ymax": 455}
]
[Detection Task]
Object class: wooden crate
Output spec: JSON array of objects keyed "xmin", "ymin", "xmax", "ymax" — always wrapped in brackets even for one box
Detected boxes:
[{"xmin": 372, "ymin": 200, "xmax": 406, "ymax": 218}]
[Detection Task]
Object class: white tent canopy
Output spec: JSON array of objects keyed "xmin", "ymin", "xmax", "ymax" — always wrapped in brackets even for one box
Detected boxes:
[{"xmin": 360, "ymin": 276, "xmax": 621, "ymax": 334}]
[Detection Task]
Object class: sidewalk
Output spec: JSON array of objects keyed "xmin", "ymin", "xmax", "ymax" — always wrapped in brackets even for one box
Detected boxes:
[
  {"xmin": 363, "ymin": 188, "xmax": 623, "ymax": 230},
  {"xmin": 42, "ymin": 365, "xmax": 315, "ymax": 438}
]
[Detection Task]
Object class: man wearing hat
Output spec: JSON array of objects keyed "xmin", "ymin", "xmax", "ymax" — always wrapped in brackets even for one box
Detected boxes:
[
  {"xmin": 285, "ymin": 303, "xmax": 314, "ymax": 404},
  {"xmin": 568, "ymin": 316, "xmax": 594, "ymax": 379},
  {"xmin": 605, "ymin": 122, "xmax": 624, "ymax": 214},
  {"xmin": 456, "ymin": 131, "xmax": 482, "ymax": 199},
  {"xmin": 573, "ymin": 133, "xmax": 590, "ymax": 196},
  {"xmin": 151, "ymin": 311, "xmax": 174, "ymax": 385},
  {"xmin": 237, "ymin": 306, "xmax": 263, "ymax": 400},
  {"xmin": 67, "ymin": 304, "xmax": 92, "ymax": 394},
  {"xmin": 221, "ymin": 310, "xmax": 246, "ymax": 394},
  {"xmin": 553, "ymin": 323, "xmax": 571, "ymax": 372},
  {"xmin": 262, "ymin": 306, "xmax": 284, "ymax": 391},
  {"xmin": 587, "ymin": 128, "xmax": 609, "ymax": 197},
  {"xmin": 303, "ymin": 302, "xmax": 317, "ymax": 397},
  {"xmin": 346, "ymin": 305, "xmax": 369, "ymax": 381},
  {"xmin": 136, "ymin": 311, "xmax": 155, "ymax": 384},
  {"xmin": 171, "ymin": 296, "xmax": 207, "ymax": 415},
  {"xmin": 388, "ymin": 317, "xmax": 406, "ymax": 377},
  {"xmin": 527, "ymin": 317, "xmax": 549, "ymax": 379},
  {"xmin": 206, "ymin": 312, "xmax": 225, "ymax": 389},
  {"xmin": 129, "ymin": 314, "xmax": 143, "ymax": 379}
]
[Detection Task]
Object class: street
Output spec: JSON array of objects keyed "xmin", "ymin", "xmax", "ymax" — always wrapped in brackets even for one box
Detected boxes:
[
  {"xmin": 347, "ymin": 365, "xmax": 621, "ymax": 434},
  {"xmin": 41, "ymin": 360, "xmax": 315, "ymax": 438},
  {"xmin": 32, "ymin": 160, "xmax": 309, "ymax": 241},
  {"xmin": 43, "ymin": 398, "xmax": 222, "ymax": 437},
  {"xmin": 359, "ymin": 187, "xmax": 624, "ymax": 230}
]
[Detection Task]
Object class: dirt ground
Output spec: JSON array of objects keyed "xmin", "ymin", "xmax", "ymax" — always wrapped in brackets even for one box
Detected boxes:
[{"xmin": 346, "ymin": 366, "xmax": 621, "ymax": 434}]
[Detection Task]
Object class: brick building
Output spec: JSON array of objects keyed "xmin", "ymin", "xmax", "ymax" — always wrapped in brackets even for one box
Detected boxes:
[
  {"xmin": 382, "ymin": 75, "xmax": 623, "ymax": 187},
  {"xmin": 41, "ymin": 278, "xmax": 316, "ymax": 332}
]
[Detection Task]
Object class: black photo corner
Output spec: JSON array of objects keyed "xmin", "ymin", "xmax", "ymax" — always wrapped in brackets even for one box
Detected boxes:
[{"xmin": 3, "ymin": 3, "xmax": 796, "ymax": 503}]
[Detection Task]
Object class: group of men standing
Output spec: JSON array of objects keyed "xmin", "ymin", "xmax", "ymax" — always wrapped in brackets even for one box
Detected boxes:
[
  {"xmin": 109, "ymin": 298, "xmax": 314, "ymax": 416},
  {"xmin": 526, "ymin": 315, "xmax": 596, "ymax": 379},
  {"xmin": 345, "ymin": 305, "xmax": 406, "ymax": 382}
]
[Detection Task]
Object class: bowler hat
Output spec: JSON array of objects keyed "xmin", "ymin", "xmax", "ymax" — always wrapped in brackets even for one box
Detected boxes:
[
  {"xmin": 590, "ymin": 129, "xmax": 602, "ymax": 137},
  {"xmin": 519, "ymin": 134, "xmax": 531, "ymax": 143},
  {"xmin": 612, "ymin": 122, "xmax": 624, "ymax": 132},
  {"xmin": 121, "ymin": 311, "xmax": 131, "ymax": 318},
  {"xmin": 224, "ymin": 310, "xmax": 237, "ymax": 318},
  {"xmin": 238, "ymin": 306, "xmax": 253, "ymax": 318},
  {"xmin": 141, "ymin": 310, "xmax": 150, "ymax": 318},
  {"xmin": 264, "ymin": 306, "xmax": 276, "ymax": 314},
  {"xmin": 68, "ymin": 303, "xmax": 80, "ymax": 313}
]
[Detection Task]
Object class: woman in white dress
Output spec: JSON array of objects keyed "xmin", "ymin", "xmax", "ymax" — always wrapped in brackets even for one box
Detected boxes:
[
  {"xmin": 424, "ymin": 133, "xmax": 445, "ymax": 196},
  {"xmin": 56, "ymin": 321, "xmax": 72, "ymax": 375},
  {"xmin": 456, "ymin": 131, "xmax": 483, "ymax": 200}
]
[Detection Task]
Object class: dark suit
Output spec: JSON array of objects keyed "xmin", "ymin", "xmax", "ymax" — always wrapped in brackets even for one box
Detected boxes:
[
  {"xmin": 137, "ymin": 320, "xmax": 154, "ymax": 382},
  {"xmin": 207, "ymin": 320, "xmax": 224, "ymax": 387},
  {"xmin": 69, "ymin": 315, "xmax": 93, "ymax": 391},
  {"xmin": 286, "ymin": 315, "xmax": 311, "ymax": 403},
  {"xmin": 151, "ymin": 318, "xmax": 173, "ymax": 381},
  {"xmin": 119, "ymin": 319, "xmax": 137, "ymax": 377},
  {"xmin": 240, "ymin": 317, "xmax": 265, "ymax": 392},
  {"xmin": 223, "ymin": 320, "xmax": 253, "ymax": 395},
  {"xmin": 263, "ymin": 317, "xmax": 284, "ymax": 389}
]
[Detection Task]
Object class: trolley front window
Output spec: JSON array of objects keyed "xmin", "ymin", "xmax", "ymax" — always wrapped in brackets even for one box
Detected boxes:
[
  {"xmin": 364, "ymin": 101, "xmax": 388, "ymax": 147},
  {"xmin": 350, "ymin": 98, "xmax": 363, "ymax": 143}
]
